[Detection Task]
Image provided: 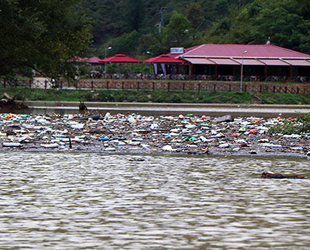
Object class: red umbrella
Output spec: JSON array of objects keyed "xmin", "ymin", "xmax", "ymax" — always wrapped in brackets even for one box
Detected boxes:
[
  {"xmin": 69, "ymin": 56, "xmax": 88, "ymax": 62},
  {"xmin": 144, "ymin": 54, "xmax": 185, "ymax": 64},
  {"xmin": 99, "ymin": 54, "xmax": 142, "ymax": 64},
  {"xmin": 86, "ymin": 56, "xmax": 102, "ymax": 64}
]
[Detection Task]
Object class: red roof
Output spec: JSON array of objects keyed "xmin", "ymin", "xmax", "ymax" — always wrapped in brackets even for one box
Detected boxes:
[
  {"xmin": 99, "ymin": 54, "xmax": 142, "ymax": 64},
  {"xmin": 144, "ymin": 54, "xmax": 185, "ymax": 64},
  {"xmin": 179, "ymin": 44, "xmax": 310, "ymax": 59}
]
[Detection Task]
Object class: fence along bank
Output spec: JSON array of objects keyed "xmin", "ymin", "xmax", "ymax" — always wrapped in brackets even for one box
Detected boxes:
[{"xmin": 2, "ymin": 78, "xmax": 310, "ymax": 95}]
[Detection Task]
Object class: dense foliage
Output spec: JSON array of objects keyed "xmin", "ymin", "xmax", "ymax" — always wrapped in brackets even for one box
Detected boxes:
[
  {"xmin": 2, "ymin": 0, "xmax": 310, "ymax": 79},
  {"xmin": 0, "ymin": 0, "xmax": 92, "ymax": 80},
  {"xmin": 268, "ymin": 113, "xmax": 310, "ymax": 135},
  {"xmin": 82, "ymin": 0, "xmax": 310, "ymax": 58}
]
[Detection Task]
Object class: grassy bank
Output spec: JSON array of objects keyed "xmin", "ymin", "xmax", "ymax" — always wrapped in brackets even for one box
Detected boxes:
[{"xmin": 2, "ymin": 87, "xmax": 310, "ymax": 104}]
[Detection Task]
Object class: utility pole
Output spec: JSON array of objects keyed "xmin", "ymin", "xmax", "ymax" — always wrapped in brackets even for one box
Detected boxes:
[
  {"xmin": 158, "ymin": 7, "xmax": 167, "ymax": 33},
  {"xmin": 240, "ymin": 50, "xmax": 247, "ymax": 92}
]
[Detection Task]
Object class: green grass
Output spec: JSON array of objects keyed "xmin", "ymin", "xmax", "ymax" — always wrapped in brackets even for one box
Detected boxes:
[{"xmin": 2, "ymin": 87, "xmax": 310, "ymax": 104}]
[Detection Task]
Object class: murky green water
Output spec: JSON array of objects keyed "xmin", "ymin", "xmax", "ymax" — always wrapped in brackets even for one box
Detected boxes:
[{"xmin": 0, "ymin": 152, "xmax": 310, "ymax": 249}]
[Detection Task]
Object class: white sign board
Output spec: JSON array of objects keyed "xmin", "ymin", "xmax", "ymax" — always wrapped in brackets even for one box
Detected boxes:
[{"xmin": 170, "ymin": 47, "xmax": 184, "ymax": 54}]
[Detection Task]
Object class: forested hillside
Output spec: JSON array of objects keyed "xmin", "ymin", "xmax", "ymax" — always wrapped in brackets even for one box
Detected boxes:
[
  {"xmin": 82, "ymin": 0, "xmax": 310, "ymax": 58},
  {"xmin": 1, "ymin": 0, "xmax": 309, "ymax": 80}
]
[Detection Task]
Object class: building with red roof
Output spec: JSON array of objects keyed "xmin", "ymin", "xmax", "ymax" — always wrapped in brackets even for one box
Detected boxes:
[{"xmin": 171, "ymin": 44, "xmax": 310, "ymax": 81}]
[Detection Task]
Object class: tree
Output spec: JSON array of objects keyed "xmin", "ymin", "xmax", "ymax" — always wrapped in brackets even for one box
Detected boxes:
[
  {"xmin": 123, "ymin": 0, "xmax": 145, "ymax": 32},
  {"xmin": 109, "ymin": 30, "xmax": 141, "ymax": 56},
  {"xmin": 186, "ymin": 3, "xmax": 204, "ymax": 31},
  {"xmin": 0, "ymin": 0, "xmax": 92, "ymax": 80},
  {"xmin": 82, "ymin": 0, "xmax": 122, "ymax": 45},
  {"xmin": 162, "ymin": 12, "xmax": 192, "ymax": 48},
  {"xmin": 249, "ymin": 0, "xmax": 310, "ymax": 53}
]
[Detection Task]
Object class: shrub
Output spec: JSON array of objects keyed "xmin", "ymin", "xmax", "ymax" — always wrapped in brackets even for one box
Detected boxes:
[{"xmin": 268, "ymin": 113, "xmax": 310, "ymax": 135}]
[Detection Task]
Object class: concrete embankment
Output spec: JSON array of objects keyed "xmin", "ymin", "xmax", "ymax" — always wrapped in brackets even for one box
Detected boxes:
[{"xmin": 21, "ymin": 101, "xmax": 310, "ymax": 117}]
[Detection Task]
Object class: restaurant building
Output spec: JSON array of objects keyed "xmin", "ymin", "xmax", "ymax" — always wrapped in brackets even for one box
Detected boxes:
[{"xmin": 170, "ymin": 44, "xmax": 310, "ymax": 81}]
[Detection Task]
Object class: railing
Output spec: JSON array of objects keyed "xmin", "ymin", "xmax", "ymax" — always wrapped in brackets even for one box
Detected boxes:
[
  {"xmin": 87, "ymin": 73, "xmax": 310, "ymax": 83},
  {"xmin": 77, "ymin": 79, "xmax": 310, "ymax": 94},
  {"xmin": 1, "ymin": 76, "xmax": 310, "ymax": 94},
  {"xmin": 0, "ymin": 78, "xmax": 70, "ymax": 89}
]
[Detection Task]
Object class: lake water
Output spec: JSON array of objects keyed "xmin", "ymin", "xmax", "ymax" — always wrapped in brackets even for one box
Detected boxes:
[{"xmin": 1, "ymin": 152, "xmax": 310, "ymax": 249}]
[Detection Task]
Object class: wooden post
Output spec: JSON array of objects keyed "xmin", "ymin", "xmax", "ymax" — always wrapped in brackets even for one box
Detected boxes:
[
  {"xmin": 91, "ymin": 81, "xmax": 94, "ymax": 90},
  {"xmin": 29, "ymin": 80, "xmax": 32, "ymax": 88},
  {"xmin": 45, "ymin": 80, "xmax": 47, "ymax": 89},
  {"xmin": 190, "ymin": 64, "xmax": 194, "ymax": 78}
]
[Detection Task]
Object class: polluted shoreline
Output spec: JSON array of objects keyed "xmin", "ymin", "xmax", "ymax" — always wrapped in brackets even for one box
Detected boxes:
[{"xmin": 0, "ymin": 112, "xmax": 309, "ymax": 158}]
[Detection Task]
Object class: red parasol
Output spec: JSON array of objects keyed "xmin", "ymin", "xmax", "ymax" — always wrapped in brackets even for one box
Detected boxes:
[
  {"xmin": 144, "ymin": 54, "xmax": 185, "ymax": 64},
  {"xmin": 99, "ymin": 54, "xmax": 142, "ymax": 64},
  {"xmin": 86, "ymin": 57, "xmax": 102, "ymax": 64},
  {"xmin": 69, "ymin": 56, "xmax": 88, "ymax": 62}
]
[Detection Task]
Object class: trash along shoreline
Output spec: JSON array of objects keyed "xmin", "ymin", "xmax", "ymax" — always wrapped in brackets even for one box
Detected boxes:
[{"xmin": 1, "ymin": 112, "xmax": 309, "ymax": 159}]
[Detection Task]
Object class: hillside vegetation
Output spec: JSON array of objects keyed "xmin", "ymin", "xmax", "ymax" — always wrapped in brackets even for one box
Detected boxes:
[
  {"xmin": 1, "ymin": 0, "xmax": 310, "ymax": 81},
  {"xmin": 82, "ymin": 0, "xmax": 310, "ymax": 58}
]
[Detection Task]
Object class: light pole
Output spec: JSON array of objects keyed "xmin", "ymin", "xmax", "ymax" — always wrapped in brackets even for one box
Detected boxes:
[
  {"xmin": 240, "ymin": 50, "xmax": 247, "ymax": 91},
  {"xmin": 104, "ymin": 47, "xmax": 112, "ymax": 73}
]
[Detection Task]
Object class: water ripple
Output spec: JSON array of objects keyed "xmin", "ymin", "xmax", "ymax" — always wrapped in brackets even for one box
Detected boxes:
[{"xmin": 0, "ymin": 152, "xmax": 310, "ymax": 249}]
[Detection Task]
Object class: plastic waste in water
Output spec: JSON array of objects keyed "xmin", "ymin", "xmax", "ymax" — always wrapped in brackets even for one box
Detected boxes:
[
  {"xmin": 162, "ymin": 145, "xmax": 173, "ymax": 151},
  {"xmin": 199, "ymin": 136, "xmax": 208, "ymax": 142},
  {"xmin": 128, "ymin": 116, "xmax": 136, "ymax": 123},
  {"xmin": 40, "ymin": 143, "xmax": 59, "ymax": 148},
  {"xmin": 3, "ymin": 142, "xmax": 23, "ymax": 147},
  {"xmin": 150, "ymin": 123, "xmax": 159, "ymax": 130}
]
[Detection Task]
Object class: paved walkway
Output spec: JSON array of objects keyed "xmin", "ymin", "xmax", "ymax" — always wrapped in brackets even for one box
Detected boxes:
[{"xmin": 22, "ymin": 101, "xmax": 310, "ymax": 117}]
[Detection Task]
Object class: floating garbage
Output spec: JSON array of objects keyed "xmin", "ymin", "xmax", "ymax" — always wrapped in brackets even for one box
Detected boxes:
[
  {"xmin": 150, "ymin": 123, "xmax": 159, "ymax": 130},
  {"xmin": 0, "ymin": 112, "xmax": 306, "ymax": 157},
  {"xmin": 239, "ymin": 128, "xmax": 246, "ymax": 133},
  {"xmin": 3, "ymin": 142, "xmax": 23, "ymax": 147},
  {"xmin": 40, "ymin": 143, "xmax": 59, "ymax": 148},
  {"xmin": 162, "ymin": 145, "xmax": 174, "ymax": 151},
  {"xmin": 99, "ymin": 137, "xmax": 109, "ymax": 141},
  {"xmin": 185, "ymin": 124, "xmax": 196, "ymax": 129},
  {"xmin": 104, "ymin": 147, "xmax": 116, "ymax": 151},
  {"xmin": 128, "ymin": 116, "xmax": 136, "ymax": 123}
]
